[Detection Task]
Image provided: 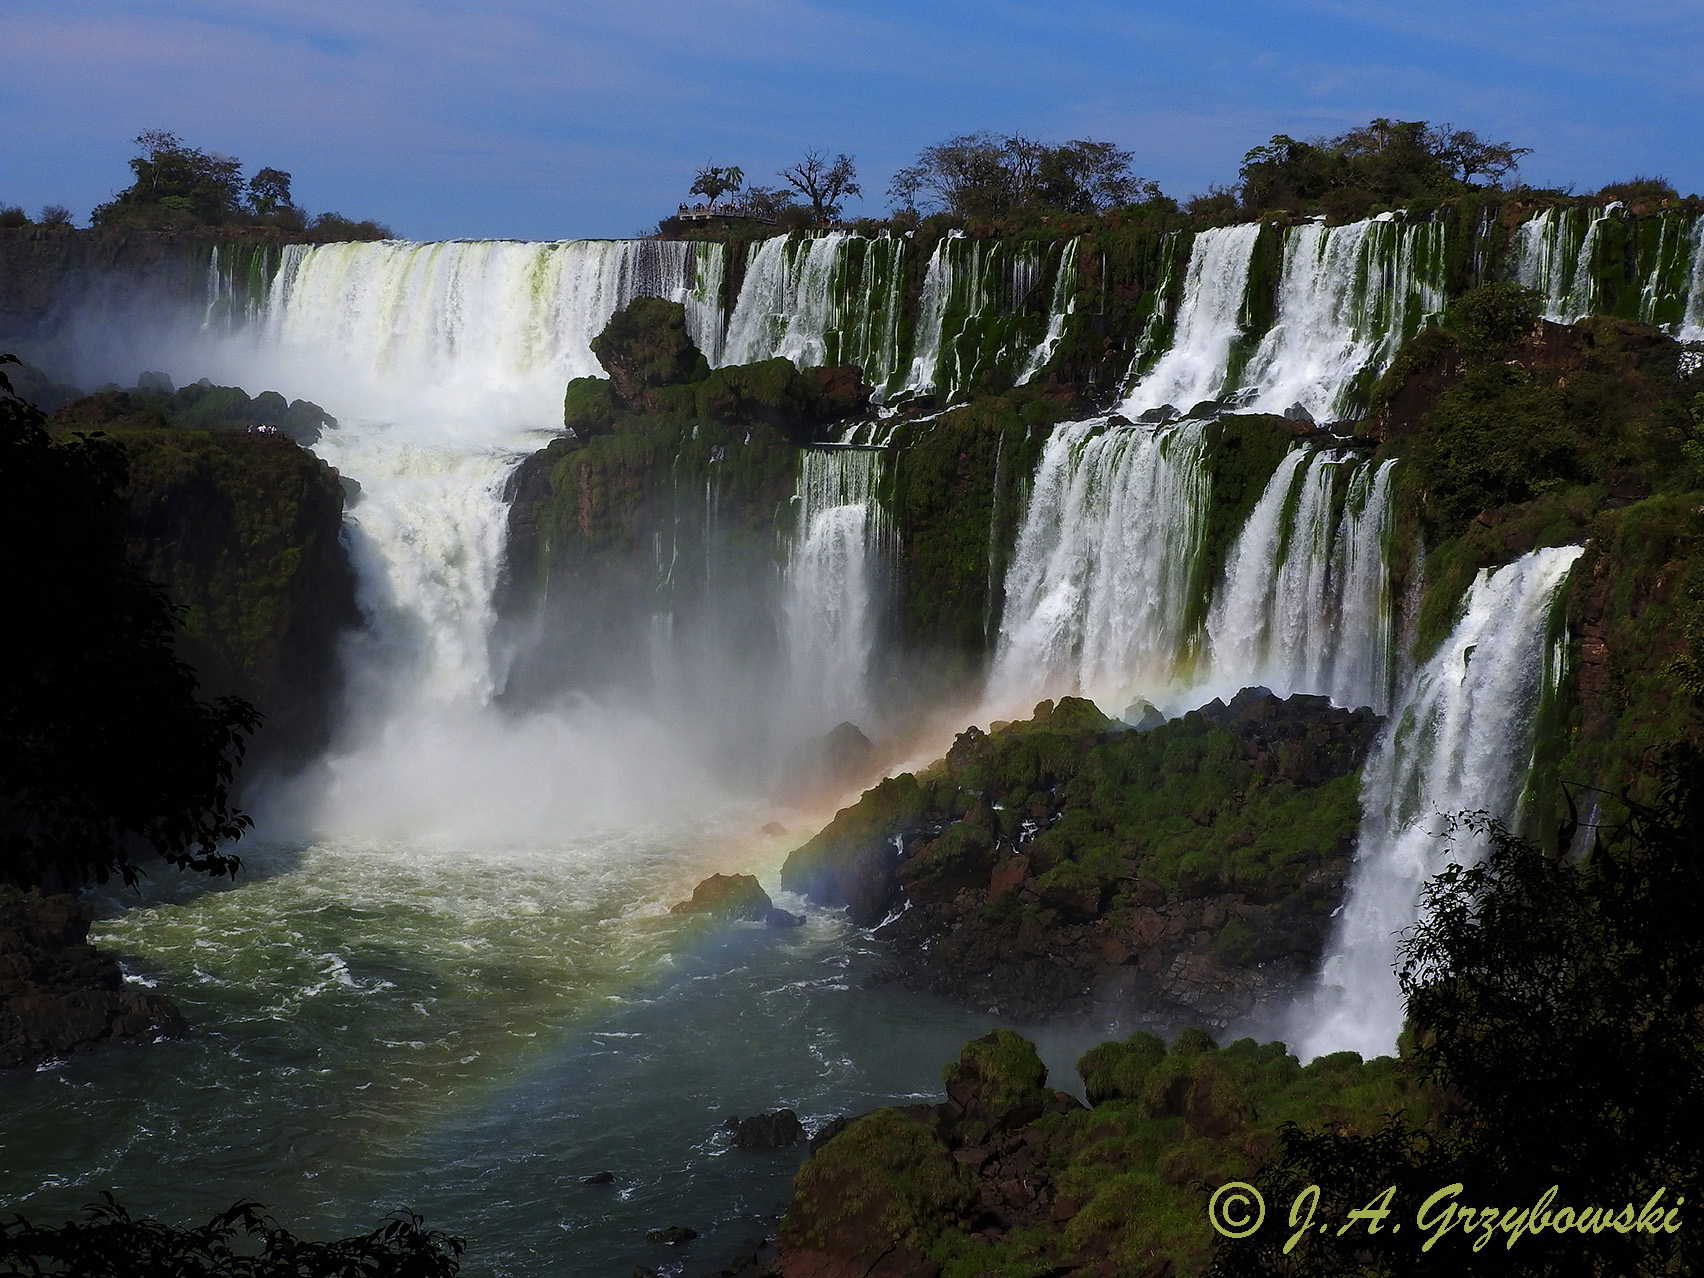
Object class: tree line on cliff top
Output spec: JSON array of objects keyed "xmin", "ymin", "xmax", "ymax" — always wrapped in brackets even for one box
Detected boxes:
[{"xmin": 684, "ymin": 116, "xmax": 1686, "ymax": 232}]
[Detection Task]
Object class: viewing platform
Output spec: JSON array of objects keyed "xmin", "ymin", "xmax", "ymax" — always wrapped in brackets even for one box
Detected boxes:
[{"xmin": 675, "ymin": 203, "xmax": 777, "ymax": 226}]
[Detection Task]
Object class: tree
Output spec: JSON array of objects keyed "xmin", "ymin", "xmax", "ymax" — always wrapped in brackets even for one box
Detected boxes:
[
  {"xmin": 689, "ymin": 163, "xmax": 744, "ymax": 207},
  {"xmin": 37, "ymin": 204, "xmax": 73, "ymax": 227},
  {"xmin": 889, "ymin": 132, "xmax": 1151, "ymax": 221},
  {"xmin": 92, "ymin": 130, "xmax": 246, "ymax": 228},
  {"xmin": 246, "ymin": 167, "xmax": 293, "ymax": 216},
  {"xmin": 0, "ymin": 355, "xmax": 259, "ymax": 889},
  {"xmin": 1239, "ymin": 119, "xmax": 1530, "ymax": 213},
  {"xmin": 779, "ymin": 150, "xmax": 861, "ymax": 222},
  {"xmin": 1035, "ymin": 138, "xmax": 1152, "ymax": 214}
]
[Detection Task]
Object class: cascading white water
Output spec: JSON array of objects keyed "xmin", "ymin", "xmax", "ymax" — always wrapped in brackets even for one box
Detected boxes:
[
  {"xmin": 1120, "ymin": 223, "xmax": 1262, "ymax": 415},
  {"xmin": 1240, "ymin": 218, "xmax": 1443, "ymax": 421},
  {"xmin": 719, "ymin": 233, "xmax": 906, "ymax": 391},
  {"xmin": 266, "ymin": 238, "xmax": 723, "ymax": 425},
  {"xmin": 1514, "ymin": 205, "xmax": 1614, "ymax": 323},
  {"xmin": 1683, "ymin": 217, "xmax": 1704, "ymax": 341},
  {"xmin": 1015, "ymin": 240, "xmax": 1079, "ymax": 386},
  {"xmin": 251, "ymin": 238, "xmax": 728, "ymax": 836},
  {"xmin": 1297, "ymin": 543, "xmax": 1584, "ymax": 1060},
  {"xmin": 903, "ymin": 232, "xmax": 977, "ymax": 398},
  {"xmin": 988, "ymin": 417, "xmax": 1210, "ymax": 713},
  {"xmin": 1207, "ymin": 452, "xmax": 1395, "ymax": 713},
  {"xmin": 783, "ymin": 448, "xmax": 889, "ymax": 733}
]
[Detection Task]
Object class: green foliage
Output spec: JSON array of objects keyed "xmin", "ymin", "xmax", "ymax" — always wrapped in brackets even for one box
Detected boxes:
[
  {"xmin": 92, "ymin": 131, "xmax": 245, "ymax": 228},
  {"xmin": 783, "ymin": 1108, "xmax": 976, "ymax": 1258},
  {"xmin": 87, "ymin": 131, "xmax": 387, "ymax": 237},
  {"xmin": 1596, "ymin": 175, "xmax": 1680, "ymax": 205},
  {"xmin": 1191, "ymin": 415, "xmax": 1296, "ymax": 632},
  {"xmin": 1, "ymin": 356, "xmax": 258, "ymax": 888},
  {"xmin": 1239, "ymin": 119, "xmax": 1529, "ymax": 215},
  {"xmin": 888, "ymin": 388, "xmax": 1066, "ymax": 670},
  {"xmin": 1416, "ymin": 363, "xmax": 1579, "ymax": 523},
  {"xmin": 786, "ymin": 1028, "xmax": 1420, "ymax": 1278},
  {"xmin": 942, "ymin": 1029, "xmax": 1050, "ymax": 1125},
  {"xmin": 1216, "ymin": 759, "xmax": 1704, "ymax": 1276},
  {"xmin": 1076, "ymin": 1030, "xmax": 1166, "ymax": 1104},
  {"xmin": 1440, "ymin": 280, "xmax": 1542, "ymax": 357},
  {"xmin": 590, "ymin": 297, "xmax": 709, "ymax": 403},
  {"xmin": 890, "ymin": 132, "xmax": 1157, "ymax": 221},
  {"xmin": 0, "ymin": 1195, "xmax": 462, "ymax": 1276},
  {"xmin": 561, "ymin": 376, "xmax": 619, "ymax": 436}
]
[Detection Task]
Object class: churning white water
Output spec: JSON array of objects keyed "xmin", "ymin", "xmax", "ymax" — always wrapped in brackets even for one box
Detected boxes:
[{"xmin": 1298, "ymin": 544, "xmax": 1583, "ymax": 1060}]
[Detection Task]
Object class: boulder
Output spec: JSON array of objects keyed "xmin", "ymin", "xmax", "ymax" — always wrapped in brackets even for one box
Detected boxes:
[
  {"xmin": 723, "ymin": 1108, "xmax": 806, "ymax": 1149},
  {"xmin": 670, "ymin": 873, "xmax": 773, "ymax": 922}
]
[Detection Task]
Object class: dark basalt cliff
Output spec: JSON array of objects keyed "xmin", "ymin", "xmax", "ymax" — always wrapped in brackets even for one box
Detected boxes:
[
  {"xmin": 0, "ymin": 886, "xmax": 185, "ymax": 1069},
  {"xmin": 782, "ymin": 689, "xmax": 1381, "ymax": 1027}
]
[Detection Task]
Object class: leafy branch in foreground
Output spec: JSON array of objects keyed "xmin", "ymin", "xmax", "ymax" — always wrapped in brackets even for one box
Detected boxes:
[
  {"xmin": 1209, "ymin": 751, "xmax": 1704, "ymax": 1276},
  {"xmin": 0, "ymin": 1195, "xmax": 463, "ymax": 1277}
]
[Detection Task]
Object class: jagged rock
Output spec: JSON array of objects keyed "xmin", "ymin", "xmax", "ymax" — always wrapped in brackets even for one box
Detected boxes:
[
  {"xmin": 0, "ymin": 887, "xmax": 186, "ymax": 1069},
  {"xmin": 1282, "ymin": 401, "xmax": 1315, "ymax": 424},
  {"xmin": 809, "ymin": 1115, "xmax": 851, "ymax": 1152},
  {"xmin": 671, "ymin": 873, "xmax": 773, "ymax": 922},
  {"xmin": 645, "ymin": 1224, "xmax": 698, "ymax": 1245},
  {"xmin": 590, "ymin": 297, "xmax": 709, "ymax": 412},
  {"xmin": 1122, "ymin": 697, "xmax": 1167, "ymax": 731},
  {"xmin": 723, "ymin": 1109, "xmax": 806, "ymax": 1149},
  {"xmin": 764, "ymin": 908, "xmax": 805, "ymax": 928},
  {"xmin": 761, "ymin": 821, "xmax": 789, "ymax": 836},
  {"xmin": 580, "ymin": 1170, "xmax": 616, "ymax": 1185}
]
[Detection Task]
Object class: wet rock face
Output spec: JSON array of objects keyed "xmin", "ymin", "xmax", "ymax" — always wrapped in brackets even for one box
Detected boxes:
[
  {"xmin": 781, "ymin": 690, "xmax": 1382, "ymax": 1028},
  {"xmin": 671, "ymin": 873, "xmax": 774, "ymax": 922},
  {"xmin": 0, "ymin": 887, "xmax": 186, "ymax": 1069},
  {"xmin": 723, "ymin": 1109, "xmax": 806, "ymax": 1150}
]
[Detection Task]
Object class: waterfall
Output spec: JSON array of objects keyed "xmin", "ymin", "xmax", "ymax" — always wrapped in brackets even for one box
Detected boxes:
[
  {"xmin": 1239, "ymin": 218, "xmax": 1444, "ymax": 420},
  {"xmin": 1683, "ymin": 217, "xmax": 1704, "ymax": 341},
  {"xmin": 236, "ymin": 239, "xmax": 730, "ymax": 834},
  {"xmin": 719, "ymin": 233, "xmax": 907, "ymax": 391},
  {"xmin": 1514, "ymin": 205, "xmax": 1614, "ymax": 323},
  {"xmin": 783, "ymin": 448, "xmax": 890, "ymax": 733},
  {"xmin": 1298, "ymin": 543, "xmax": 1584, "ymax": 1059},
  {"xmin": 903, "ymin": 232, "xmax": 981, "ymax": 399},
  {"xmin": 1015, "ymin": 240, "xmax": 1079, "ymax": 386},
  {"xmin": 1207, "ymin": 452, "xmax": 1395, "ymax": 713},
  {"xmin": 1120, "ymin": 223, "xmax": 1262, "ymax": 415},
  {"xmin": 266, "ymin": 238, "xmax": 723, "ymax": 425},
  {"xmin": 988, "ymin": 417, "xmax": 1210, "ymax": 713}
]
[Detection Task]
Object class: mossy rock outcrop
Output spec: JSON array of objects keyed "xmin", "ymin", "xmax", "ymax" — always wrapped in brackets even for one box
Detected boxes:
[
  {"xmin": 782, "ymin": 689, "xmax": 1380, "ymax": 1025},
  {"xmin": 778, "ymin": 1027, "xmax": 1424, "ymax": 1277}
]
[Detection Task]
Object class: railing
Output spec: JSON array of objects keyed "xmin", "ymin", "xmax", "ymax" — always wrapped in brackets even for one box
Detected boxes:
[{"xmin": 675, "ymin": 203, "xmax": 778, "ymax": 225}]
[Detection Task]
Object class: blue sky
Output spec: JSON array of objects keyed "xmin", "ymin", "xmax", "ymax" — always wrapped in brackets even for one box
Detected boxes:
[{"xmin": 2, "ymin": 0, "xmax": 1700, "ymax": 241}]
